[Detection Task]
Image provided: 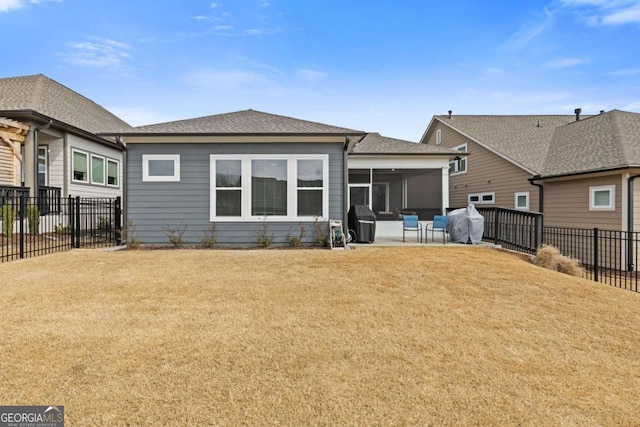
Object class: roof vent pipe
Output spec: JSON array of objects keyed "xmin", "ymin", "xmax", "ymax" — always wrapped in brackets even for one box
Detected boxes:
[
  {"xmin": 448, "ymin": 110, "xmax": 453, "ymax": 119},
  {"xmin": 574, "ymin": 108, "xmax": 581, "ymax": 121}
]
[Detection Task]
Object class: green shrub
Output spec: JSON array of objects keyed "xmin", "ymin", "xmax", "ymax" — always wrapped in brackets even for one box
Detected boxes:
[
  {"xmin": 255, "ymin": 218, "xmax": 274, "ymax": 248},
  {"xmin": 201, "ymin": 224, "xmax": 217, "ymax": 248},
  {"xmin": 1, "ymin": 204, "xmax": 16, "ymax": 238},
  {"xmin": 163, "ymin": 223, "xmax": 187, "ymax": 248},
  {"xmin": 26, "ymin": 202, "xmax": 40, "ymax": 235},
  {"xmin": 286, "ymin": 223, "xmax": 306, "ymax": 248}
]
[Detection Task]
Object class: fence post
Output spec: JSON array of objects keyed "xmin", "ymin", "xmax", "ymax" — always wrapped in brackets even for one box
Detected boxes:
[
  {"xmin": 535, "ymin": 214, "xmax": 543, "ymax": 250},
  {"xmin": 115, "ymin": 196, "xmax": 122, "ymax": 246},
  {"xmin": 593, "ymin": 227, "xmax": 599, "ymax": 283},
  {"xmin": 494, "ymin": 208, "xmax": 500, "ymax": 245},
  {"xmin": 74, "ymin": 196, "xmax": 81, "ymax": 248},
  {"xmin": 19, "ymin": 192, "xmax": 26, "ymax": 259}
]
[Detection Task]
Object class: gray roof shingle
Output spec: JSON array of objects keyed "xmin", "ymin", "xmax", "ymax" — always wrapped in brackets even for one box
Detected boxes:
[
  {"xmin": 432, "ymin": 115, "xmax": 578, "ymax": 173},
  {"xmin": 352, "ymin": 132, "xmax": 460, "ymax": 155},
  {"xmin": 110, "ymin": 109, "xmax": 365, "ymax": 135},
  {"xmin": 0, "ymin": 74, "xmax": 131, "ymax": 134}
]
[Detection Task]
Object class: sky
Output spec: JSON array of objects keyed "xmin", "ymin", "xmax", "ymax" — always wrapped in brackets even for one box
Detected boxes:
[{"xmin": 1, "ymin": 0, "xmax": 640, "ymax": 141}]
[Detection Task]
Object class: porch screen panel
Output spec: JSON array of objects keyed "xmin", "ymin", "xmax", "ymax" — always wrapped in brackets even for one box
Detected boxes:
[
  {"xmin": 297, "ymin": 159, "xmax": 323, "ymax": 216},
  {"xmin": 216, "ymin": 159, "xmax": 242, "ymax": 216},
  {"xmin": 252, "ymin": 159, "xmax": 287, "ymax": 216}
]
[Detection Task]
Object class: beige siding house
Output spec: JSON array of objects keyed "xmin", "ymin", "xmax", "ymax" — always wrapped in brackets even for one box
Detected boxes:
[
  {"xmin": 0, "ymin": 74, "xmax": 129, "ymax": 199},
  {"xmin": 420, "ymin": 110, "xmax": 640, "ymax": 232}
]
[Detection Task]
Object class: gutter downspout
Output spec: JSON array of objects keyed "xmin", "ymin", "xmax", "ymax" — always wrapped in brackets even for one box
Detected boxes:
[
  {"xmin": 626, "ymin": 174, "xmax": 640, "ymax": 271},
  {"xmin": 116, "ymin": 136, "xmax": 127, "ymax": 234},
  {"xmin": 528, "ymin": 175, "xmax": 544, "ymax": 213},
  {"xmin": 33, "ymin": 120, "xmax": 53, "ymax": 197},
  {"xmin": 343, "ymin": 137, "xmax": 351, "ymax": 234}
]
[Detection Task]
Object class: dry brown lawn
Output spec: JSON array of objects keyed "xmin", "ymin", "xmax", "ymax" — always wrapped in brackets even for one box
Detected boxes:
[{"xmin": 1, "ymin": 247, "xmax": 639, "ymax": 426}]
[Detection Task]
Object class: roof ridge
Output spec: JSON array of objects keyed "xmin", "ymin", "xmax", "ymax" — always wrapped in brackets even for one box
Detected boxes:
[{"xmin": 608, "ymin": 110, "xmax": 630, "ymax": 166}]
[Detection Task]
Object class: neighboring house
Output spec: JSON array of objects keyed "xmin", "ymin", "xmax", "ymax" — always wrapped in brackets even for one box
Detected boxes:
[
  {"xmin": 102, "ymin": 111, "xmax": 462, "ymax": 246},
  {"xmin": 420, "ymin": 109, "xmax": 640, "ymax": 232},
  {"xmin": 0, "ymin": 74, "xmax": 129, "ymax": 202}
]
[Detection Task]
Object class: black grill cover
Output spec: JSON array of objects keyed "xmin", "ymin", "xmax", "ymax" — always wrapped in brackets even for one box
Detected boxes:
[{"xmin": 348, "ymin": 205, "xmax": 377, "ymax": 243}]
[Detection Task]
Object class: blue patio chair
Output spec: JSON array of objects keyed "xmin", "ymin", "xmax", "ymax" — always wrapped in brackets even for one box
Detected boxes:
[
  {"xmin": 402, "ymin": 215, "xmax": 422, "ymax": 242},
  {"xmin": 425, "ymin": 215, "xmax": 449, "ymax": 243}
]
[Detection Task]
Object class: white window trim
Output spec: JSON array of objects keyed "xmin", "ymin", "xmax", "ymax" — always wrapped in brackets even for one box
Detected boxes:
[
  {"xmin": 468, "ymin": 192, "xmax": 495, "ymax": 205},
  {"xmin": 515, "ymin": 191, "xmax": 529, "ymax": 210},
  {"xmin": 90, "ymin": 154, "xmax": 106, "ymax": 185},
  {"xmin": 107, "ymin": 159, "xmax": 120, "ymax": 188},
  {"xmin": 210, "ymin": 154, "xmax": 329, "ymax": 222},
  {"xmin": 450, "ymin": 144, "xmax": 467, "ymax": 175},
  {"xmin": 72, "ymin": 149, "xmax": 89, "ymax": 183},
  {"xmin": 436, "ymin": 129, "xmax": 442, "ymax": 145},
  {"xmin": 38, "ymin": 146, "xmax": 48, "ymax": 186},
  {"xmin": 143, "ymin": 154, "xmax": 180, "ymax": 182},
  {"xmin": 590, "ymin": 185, "xmax": 615, "ymax": 211}
]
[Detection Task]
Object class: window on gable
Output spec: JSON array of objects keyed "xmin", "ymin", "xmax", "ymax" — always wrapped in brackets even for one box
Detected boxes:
[
  {"xmin": 143, "ymin": 154, "xmax": 180, "ymax": 182},
  {"xmin": 210, "ymin": 155, "xmax": 328, "ymax": 221},
  {"xmin": 436, "ymin": 129, "xmax": 442, "ymax": 145},
  {"xmin": 515, "ymin": 192, "xmax": 529, "ymax": 210},
  {"xmin": 449, "ymin": 144, "xmax": 467, "ymax": 174},
  {"xmin": 72, "ymin": 150, "xmax": 89, "ymax": 183},
  {"xmin": 590, "ymin": 185, "xmax": 615, "ymax": 211}
]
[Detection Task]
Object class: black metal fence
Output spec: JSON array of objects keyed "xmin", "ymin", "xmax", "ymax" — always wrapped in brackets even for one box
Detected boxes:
[
  {"xmin": 466, "ymin": 206, "xmax": 639, "ymax": 293},
  {"xmin": 1, "ymin": 194, "xmax": 121, "ymax": 262}
]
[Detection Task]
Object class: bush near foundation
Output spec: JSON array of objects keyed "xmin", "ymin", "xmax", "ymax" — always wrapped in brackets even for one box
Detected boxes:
[{"xmin": 534, "ymin": 245, "xmax": 584, "ymax": 277}]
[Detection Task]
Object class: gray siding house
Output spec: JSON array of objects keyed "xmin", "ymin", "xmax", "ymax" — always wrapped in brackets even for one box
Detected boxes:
[{"xmin": 103, "ymin": 110, "xmax": 366, "ymax": 246}]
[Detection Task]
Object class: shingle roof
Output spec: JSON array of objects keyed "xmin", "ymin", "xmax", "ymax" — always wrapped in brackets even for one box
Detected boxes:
[
  {"xmin": 431, "ymin": 115, "xmax": 578, "ymax": 174},
  {"xmin": 0, "ymin": 74, "xmax": 131, "ymax": 134},
  {"xmin": 352, "ymin": 132, "xmax": 460, "ymax": 155},
  {"xmin": 542, "ymin": 110, "xmax": 640, "ymax": 176},
  {"xmin": 430, "ymin": 111, "xmax": 640, "ymax": 177},
  {"xmin": 108, "ymin": 109, "xmax": 364, "ymax": 135}
]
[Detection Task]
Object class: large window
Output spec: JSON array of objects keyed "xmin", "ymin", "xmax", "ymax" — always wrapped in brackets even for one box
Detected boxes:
[
  {"xmin": 449, "ymin": 144, "xmax": 467, "ymax": 174},
  {"xmin": 72, "ymin": 149, "xmax": 89, "ymax": 183},
  {"xmin": 143, "ymin": 154, "xmax": 180, "ymax": 182},
  {"xmin": 590, "ymin": 185, "xmax": 615, "ymax": 211},
  {"xmin": 210, "ymin": 155, "xmax": 328, "ymax": 221}
]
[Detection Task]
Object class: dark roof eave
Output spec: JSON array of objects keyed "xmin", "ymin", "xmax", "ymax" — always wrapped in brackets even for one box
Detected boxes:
[
  {"xmin": 536, "ymin": 165, "xmax": 640, "ymax": 180},
  {"xmin": 1, "ymin": 109, "xmax": 123, "ymax": 150},
  {"xmin": 99, "ymin": 131, "xmax": 367, "ymax": 138},
  {"xmin": 348, "ymin": 152, "xmax": 469, "ymax": 156}
]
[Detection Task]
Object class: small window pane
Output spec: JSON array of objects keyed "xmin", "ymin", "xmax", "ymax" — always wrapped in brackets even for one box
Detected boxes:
[
  {"xmin": 217, "ymin": 190, "xmax": 242, "ymax": 216},
  {"xmin": 73, "ymin": 151, "xmax": 88, "ymax": 181},
  {"xmin": 298, "ymin": 190, "xmax": 322, "ymax": 216},
  {"xmin": 217, "ymin": 160, "xmax": 242, "ymax": 187},
  {"xmin": 517, "ymin": 195, "xmax": 527, "ymax": 207},
  {"xmin": 92, "ymin": 156, "xmax": 105, "ymax": 184},
  {"xmin": 469, "ymin": 195, "xmax": 480, "ymax": 202},
  {"xmin": 482, "ymin": 194, "xmax": 493, "ymax": 202},
  {"xmin": 149, "ymin": 159, "xmax": 175, "ymax": 177},
  {"xmin": 107, "ymin": 160, "xmax": 119, "ymax": 186},
  {"xmin": 298, "ymin": 159, "xmax": 323, "ymax": 187},
  {"xmin": 593, "ymin": 190, "xmax": 611, "ymax": 206}
]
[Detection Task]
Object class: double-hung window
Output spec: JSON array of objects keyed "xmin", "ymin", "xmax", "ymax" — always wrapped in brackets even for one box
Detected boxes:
[
  {"xmin": 91, "ymin": 155, "xmax": 105, "ymax": 185},
  {"xmin": 449, "ymin": 144, "xmax": 467, "ymax": 174},
  {"xmin": 72, "ymin": 149, "xmax": 89, "ymax": 183},
  {"xmin": 210, "ymin": 154, "xmax": 328, "ymax": 221},
  {"xmin": 107, "ymin": 159, "xmax": 119, "ymax": 187}
]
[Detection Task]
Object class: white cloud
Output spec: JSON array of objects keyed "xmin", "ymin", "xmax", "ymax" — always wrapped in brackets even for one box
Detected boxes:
[
  {"xmin": 606, "ymin": 68, "xmax": 640, "ymax": 76},
  {"xmin": 545, "ymin": 57, "xmax": 588, "ymax": 68},
  {"xmin": 0, "ymin": 0, "xmax": 59, "ymax": 12},
  {"xmin": 296, "ymin": 69, "xmax": 327, "ymax": 82},
  {"xmin": 59, "ymin": 38, "xmax": 133, "ymax": 69},
  {"xmin": 559, "ymin": 0, "xmax": 640, "ymax": 25},
  {"xmin": 210, "ymin": 2, "xmax": 217, "ymax": 8},
  {"xmin": 504, "ymin": 7, "xmax": 555, "ymax": 50}
]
